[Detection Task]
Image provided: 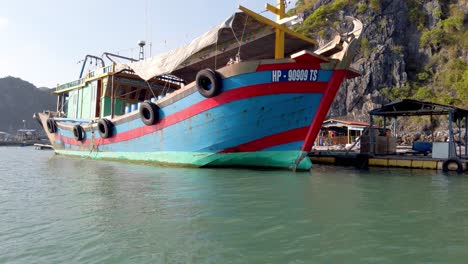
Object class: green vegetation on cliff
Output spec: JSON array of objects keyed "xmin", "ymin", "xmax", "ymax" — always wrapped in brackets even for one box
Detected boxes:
[{"xmin": 291, "ymin": 0, "xmax": 467, "ymax": 111}]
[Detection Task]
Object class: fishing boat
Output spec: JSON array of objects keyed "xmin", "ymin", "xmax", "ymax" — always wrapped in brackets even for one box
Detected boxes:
[{"xmin": 36, "ymin": 2, "xmax": 363, "ymax": 170}]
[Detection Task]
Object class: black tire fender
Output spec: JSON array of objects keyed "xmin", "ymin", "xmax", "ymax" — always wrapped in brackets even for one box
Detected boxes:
[
  {"xmin": 196, "ymin": 69, "xmax": 222, "ymax": 98},
  {"xmin": 47, "ymin": 118, "xmax": 57, "ymax": 133},
  {"xmin": 442, "ymin": 158, "xmax": 464, "ymax": 173},
  {"xmin": 139, "ymin": 102, "xmax": 160, "ymax": 126},
  {"xmin": 73, "ymin": 125, "xmax": 85, "ymax": 141},
  {"xmin": 98, "ymin": 119, "xmax": 113, "ymax": 138}
]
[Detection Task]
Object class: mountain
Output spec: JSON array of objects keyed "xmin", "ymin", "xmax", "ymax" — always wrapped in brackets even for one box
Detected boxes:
[
  {"xmin": 291, "ymin": 0, "xmax": 467, "ymax": 128},
  {"xmin": 0, "ymin": 76, "xmax": 56, "ymax": 133}
]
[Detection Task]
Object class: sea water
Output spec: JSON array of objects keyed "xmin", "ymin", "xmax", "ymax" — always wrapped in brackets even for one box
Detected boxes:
[{"xmin": 1, "ymin": 146, "xmax": 468, "ymax": 263}]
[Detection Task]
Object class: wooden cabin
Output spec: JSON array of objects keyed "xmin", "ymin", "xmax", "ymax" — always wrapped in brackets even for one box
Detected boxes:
[
  {"xmin": 54, "ymin": 65, "xmax": 181, "ymax": 120},
  {"xmin": 316, "ymin": 119, "xmax": 369, "ymax": 146}
]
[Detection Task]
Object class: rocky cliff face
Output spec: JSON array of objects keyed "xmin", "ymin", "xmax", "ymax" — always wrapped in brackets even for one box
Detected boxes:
[
  {"xmin": 294, "ymin": 0, "xmax": 467, "ymax": 124},
  {"xmin": 331, "ymin": 0, "xmax": 412, "ymax": 120}
]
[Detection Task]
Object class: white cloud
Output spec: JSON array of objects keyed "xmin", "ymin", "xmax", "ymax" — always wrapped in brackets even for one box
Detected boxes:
[{"xmin": 0, "ymin": 17, "xmax": 9, "ymax": 31}]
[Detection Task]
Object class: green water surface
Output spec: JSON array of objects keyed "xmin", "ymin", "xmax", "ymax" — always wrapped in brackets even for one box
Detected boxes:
[{"xmin": 1, "ymin": 147, "xmax": 467, "ymax": 263}]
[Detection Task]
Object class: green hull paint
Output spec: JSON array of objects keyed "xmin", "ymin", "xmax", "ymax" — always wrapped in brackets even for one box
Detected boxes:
[{"xmin": 55, "ymin": 150, "xmax": 312, "ymax": 170}]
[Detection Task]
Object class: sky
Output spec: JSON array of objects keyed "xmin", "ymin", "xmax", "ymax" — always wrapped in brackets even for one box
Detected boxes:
[{"xmin": 0, "ymin": 0, "xmax": 297, "ymax": 88}]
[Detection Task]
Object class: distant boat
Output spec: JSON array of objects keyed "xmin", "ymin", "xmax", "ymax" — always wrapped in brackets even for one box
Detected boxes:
[{"xmin": 36, "ymin": 1, "xmax": 363, "ymax": 170}]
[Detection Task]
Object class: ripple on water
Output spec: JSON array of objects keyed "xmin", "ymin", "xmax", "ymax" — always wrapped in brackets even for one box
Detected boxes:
[{"xmin": 1, "ymin": 148, "xmax": 468, "ymax": 263}]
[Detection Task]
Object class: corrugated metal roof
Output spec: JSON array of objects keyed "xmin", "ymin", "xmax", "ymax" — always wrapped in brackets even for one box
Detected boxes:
[{"xmin": 370, "ymin": 99, "xmax": 468, "ymax": 120}]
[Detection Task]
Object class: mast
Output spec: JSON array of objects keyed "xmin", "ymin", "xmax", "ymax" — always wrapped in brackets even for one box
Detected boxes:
[
  {"xmin": 238, "ymin": 1, "xmax": 316, "ymax": 59},
  {"xmin": 271, "ymin": 1, "xmax": 286, "ymax": 59}
]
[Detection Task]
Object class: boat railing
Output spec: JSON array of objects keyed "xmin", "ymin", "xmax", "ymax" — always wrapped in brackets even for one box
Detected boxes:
[
  {"xmin": 56, "ymin": 78, "xmax": 85, "ymax": 92},
  {"xmin": 55, "ymin": 64, "xmax": 116, "ymax": 92}
]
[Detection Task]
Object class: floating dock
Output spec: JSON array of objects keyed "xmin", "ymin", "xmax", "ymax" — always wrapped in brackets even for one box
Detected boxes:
[{"xmin": 309, "ymin": 151, "xmax": 468, "ymax": 173}]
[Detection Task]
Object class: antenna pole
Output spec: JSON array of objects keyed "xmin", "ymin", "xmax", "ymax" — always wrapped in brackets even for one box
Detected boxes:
[{"xmin": 138, "ymin": 41, "xmax": 146, "ymax": 60}]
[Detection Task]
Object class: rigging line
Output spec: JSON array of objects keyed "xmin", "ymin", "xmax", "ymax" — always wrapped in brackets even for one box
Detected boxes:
[
  {"xmin": 161, "ymin": 78, "xmax": 170, "ymax": 95},
  {"xmin": 145, "ymin": 80, "xmax": 157, "ymax": 98},
  {"xmin": 237, "ymin": 15, "xmax": 249, "ymax": 56},
  {"xmin": 230, "ymin": 26, "xmax": 241, "ymax": 47},
  {"xmin": 119, "ymin": 88, "xmax": 140, "ymax": 98},
  {"xmin": 214, "ymin": 37, "xmax": 218, "ymax": 69},
  {"xmin": 230, "ymin": 14, "xmax": 249, "ymax": 60}
]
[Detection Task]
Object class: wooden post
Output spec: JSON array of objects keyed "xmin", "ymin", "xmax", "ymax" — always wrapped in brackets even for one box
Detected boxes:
[
  {"xmin": 465, "ymin": 114, "xmax": 468, "ymax": 156},
  {"xmin": 56, "ymin": 95, "xmax": 60, "ymax": 113},
  {"xmin": 448, "ymin": 111, "xmax": 454, "ymax": 158},
  {"xmin": 111, "ymin": 75, "xmax": 115, "ymax": 119},
  {"xmin": 275, "ymin": 1, "xmax": 285, "ymax": 59},
  {"xmin": 430, "ymin": 114, "xmax": 434, "ymax": 143},
  {"xmin": 347, "ymin": 126, "xmax": 350, "ymax": 144},
  {"xmin": 458, "ymin": 117, "xmax": 462, "ymax": 158},
  {"xmin": 369, "ymin": 115, "xmax": 374, "ymax": 155}
]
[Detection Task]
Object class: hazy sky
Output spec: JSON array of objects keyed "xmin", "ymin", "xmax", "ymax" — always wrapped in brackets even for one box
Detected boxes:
[{"xmin": 0, "ymin": 0, "xmax": 297, "ymax": 88}]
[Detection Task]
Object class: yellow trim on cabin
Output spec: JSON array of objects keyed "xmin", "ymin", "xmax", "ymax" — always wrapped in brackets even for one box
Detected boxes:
[
  {"xmin": 54, "ymin": 64, "xmax": 116, "ymax": 94},
  {"xmin": 53, "ymin": 72, "xmax": 112, "ymax": 94}
]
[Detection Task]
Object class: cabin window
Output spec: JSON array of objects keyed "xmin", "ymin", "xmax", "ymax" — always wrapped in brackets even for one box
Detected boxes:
[
  {"xmin": 129, "ymin": 87, "xmax": 138, "ymax": 100},
  {"xmin": 115, "ymin": 85, "xmax": 124, "ymax": 98},
  {"xmin": 138, "ymin": 89, "xmax": 147, "ymax": 101}
]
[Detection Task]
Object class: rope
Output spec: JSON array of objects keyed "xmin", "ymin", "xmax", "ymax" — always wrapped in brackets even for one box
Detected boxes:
[
  {"xmin": 161, "ymin": 79, "xmax": 170, "ymax": 95},
  {"xmin": 145, "ymin": 80, "xmax": 157, "ymax": 98},
  {"xmin": 230, "ymin": 14, "xmax": 249, "ymax": 54},
  {"xmin": 237, "ymin": 15, "xmax": 249, "ymax": 57},
  {"xmin": 214, "ymin": 37, "xmax": 218, "ymax": 70}
]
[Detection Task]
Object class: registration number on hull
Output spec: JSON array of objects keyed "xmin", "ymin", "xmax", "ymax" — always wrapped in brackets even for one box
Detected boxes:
[{"xmin": 271, "ymin": 69, "xmax": 319, "ymax": 82}]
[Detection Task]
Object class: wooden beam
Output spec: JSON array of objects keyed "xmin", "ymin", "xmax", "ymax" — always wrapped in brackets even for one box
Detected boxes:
[
  {"xmin": 238, "ymin": 5, "xmax": 317, "ymax": 46},
  {"xmin": 265, "ymin": 3, "xmax": 285, "ymax": 17}
]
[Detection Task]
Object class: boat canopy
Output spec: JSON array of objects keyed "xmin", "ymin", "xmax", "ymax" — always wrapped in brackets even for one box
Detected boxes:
[{"xmin": 116, "ymin": 12, "xmax": 314, "ymax": 83}]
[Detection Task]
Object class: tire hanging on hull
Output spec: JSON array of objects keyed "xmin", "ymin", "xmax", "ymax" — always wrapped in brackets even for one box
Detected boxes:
[
  {"xmin": 47, "ymin": 118, "xmax": 57, "ymax": 133},
  {"xmin": 196, "ymin": 69, "xmax": 222, "ymax": 98},
  {"xmin": 73, "ymin": 125, "xmax": 85, "ymax": 141},
  {"xmin": 139, "ymin": 102, "xmax": 160, "ymax": 126},
  {"xmin": 98, "ymin": 119, "xmax": 113, "ymax": 138}
]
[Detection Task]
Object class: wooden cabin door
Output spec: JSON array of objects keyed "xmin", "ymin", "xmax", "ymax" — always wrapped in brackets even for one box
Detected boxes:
[{"xmin": 96, "ymin": 80, "xmax": 102, "ymax": 118}]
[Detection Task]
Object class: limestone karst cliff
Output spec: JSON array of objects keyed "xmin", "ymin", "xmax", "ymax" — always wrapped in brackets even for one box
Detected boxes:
[{"xmin": 291, "ymin": 0, "xmax": 467, "ymax": 123}]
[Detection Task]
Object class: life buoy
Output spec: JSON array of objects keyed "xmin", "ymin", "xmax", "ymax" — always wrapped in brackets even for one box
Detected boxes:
[
  {"xmin": 98, "ymin": 119, "xmax": 113, "ymax": 138},
  {"xmin": 442, "ymin": 158, "xmax": 464, "ymax": 173},
  {"xmin": 73, "ymin": 125, "xmax": 85, "ymax": 141},
  {"xmin": 47, "ymin": 118, "xmax": 57, "ymax": 133},
  {"xmin": 139, "ymin": 102, "xmax": 160, "ymax": 126},
  {"xmin": 195, "ymin": 69, "xmax": 222, "ymax": 98}
]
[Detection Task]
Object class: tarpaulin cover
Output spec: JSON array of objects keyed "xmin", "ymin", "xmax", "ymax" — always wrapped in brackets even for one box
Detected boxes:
[{"xmin": 116, "ymin": 12, "xmax": 313, "ymax": 82}]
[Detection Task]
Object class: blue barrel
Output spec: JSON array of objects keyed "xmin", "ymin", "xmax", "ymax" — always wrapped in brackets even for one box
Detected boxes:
[
  {"xmin": 132, "ymin": 104, "xmax": 138, "ymax": 112},
  {"xmin": 137, "ymin": 102, "xmax": 142, "ymax": 110},
  {"xmin": 412, "ymin": 141, "xmax": 432, "ymax": 152},
  {"xmin": 125, "ymin": 105, "xmax": 131, "ymax": 114}
]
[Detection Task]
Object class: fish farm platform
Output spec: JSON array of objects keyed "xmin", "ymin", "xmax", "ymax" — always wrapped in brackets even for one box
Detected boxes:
[{"xmin": 308, "ymin": 151, "xmax": 468, "ymax": 173}]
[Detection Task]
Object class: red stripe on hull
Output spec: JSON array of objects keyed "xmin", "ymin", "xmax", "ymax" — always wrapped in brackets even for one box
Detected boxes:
[
  {"xmin": 58, "ymin": 82, "xmax": 327, "ymax": 146},
  {"xmin": 219, "ymin": 127, "xmax": 309, "ymax": 153},
  {"xmin": 301, "ymin": 69, "xmax": 348, "ymax": 151}
]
